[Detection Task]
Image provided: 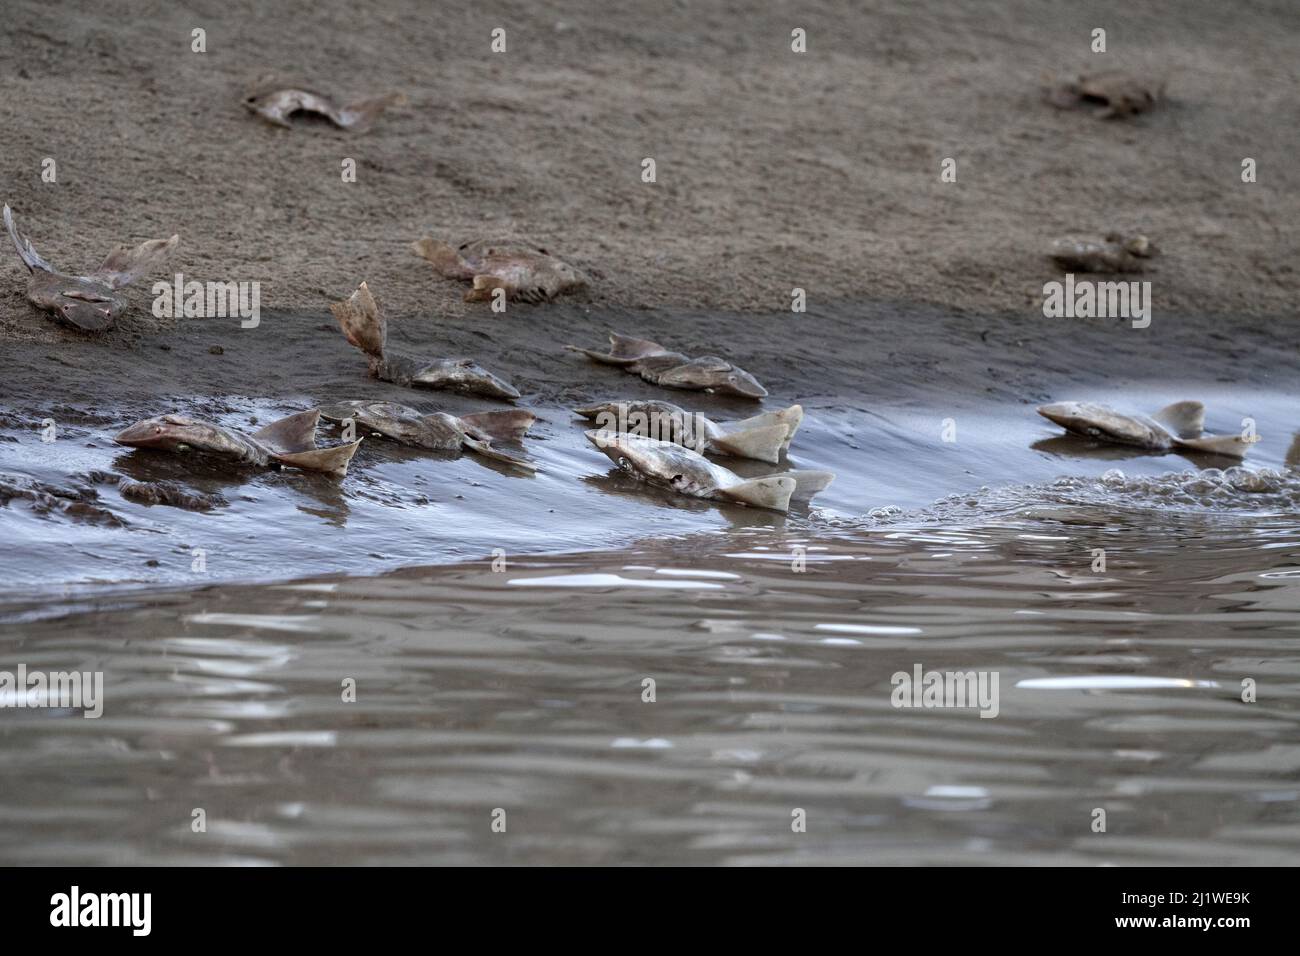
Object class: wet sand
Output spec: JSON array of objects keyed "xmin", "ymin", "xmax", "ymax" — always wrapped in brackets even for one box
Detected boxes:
[{"xmin": 2, "ymin": 299, "xmax": 1298, "ymax": 590}]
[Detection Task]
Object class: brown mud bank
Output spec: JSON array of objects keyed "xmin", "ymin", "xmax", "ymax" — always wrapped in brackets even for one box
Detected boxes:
[
  {"xmin": 2, "ymin": 0, "xmax": 1298, "ymax": 347},
  {"xmin": 1, "ymin": 299, "xmax": 1297, "ymax": 592}
]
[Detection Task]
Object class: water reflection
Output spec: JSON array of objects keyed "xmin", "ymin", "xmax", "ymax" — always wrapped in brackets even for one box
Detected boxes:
[{"xmin": 2, "ymin": 508, "xmax": 1298, "ymax": 865}]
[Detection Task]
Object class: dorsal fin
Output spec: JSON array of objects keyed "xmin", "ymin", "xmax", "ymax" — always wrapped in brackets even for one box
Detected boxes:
[
  {"xmin": 330, "ymin": 281, "xmax": 386, "ymax": 357},
  {"xmin": 1151, "ymin": 401, "xmax": 1205, "ymax": 438},
  {"xmin": 715, "ymin": 476, "xmax": 796, "ymax": 512},
  {"xmin": 252, "ymin": 410, "xmax": 320, "ymax": 454},
  {"xmin": 458, "ymin": 410, "xmax": 536, "ymax": 442},
  {"xmin": 274, "ymin": 439, "xmax": 363, "ymax": 478},
  {"xmin": 89, "ymin": 234, "xmax": 179, "ymax": 289}
]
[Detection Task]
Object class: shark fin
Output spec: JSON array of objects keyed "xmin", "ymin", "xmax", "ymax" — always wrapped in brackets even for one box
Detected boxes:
[
  {"xmin": 1287, "ymin": 434, "xmax": 1300, "ymax": 471},
  {"xmin": 461, "ymin": 435, "xmax": 537, "ymax": 472},
  {"xmin": 90, "ymin": 234, "xmax": 180, "ymax": 289},
  {"xmin": 707, "ymin": 423, "xmax": 790, "ymax": 464},
  {"xmin": 335, "ymin": 92, "xmax": 405, "ymax": 133},
  {"xmin": 716, "ymin": 476, "xmax": 796, "ymax": 512},
  {"xmin": 410, "ymin": 238, "xmax": 473, "ymax": 279},
  {"xmin": 459, "ymin": 410, "xmax": 537, "ymax": 442},
  {"xmin": 465, "ymin": 274, "xmax": 509, "ymax": 303},
  {"xmin": 316, "ymin": 402, "xmax": 365, "ymax": 423},
  {"xmin": 274, "ymin": 439, "xmax": 363, "ymax": 478},
  {"xmin": 567, "ymin": 333, "xmax": 665, "ymax": 365},
  {"xmin": 252, "ymin": 410, "xmax": 321, "ymax": 454},
  {"xmin": 770, "ymin": 469, "xmax": 836, "ymax": 500},
  {"xmin": 716, "ymin": 404, "xmax": 804, "ymax": 456},
  {"xmin": 4, "ymin": 205, "xmax": 56, "ymax": 274},
  {"xmin": 1173, "ymin": 434, "xmax": 1250, "ymax": 459},
  {"xmin": 330, "ymin": 281, "xmax": 386, "ymax": 358},
  {"xmin": 1151, "ymin": 401, "xmax": 1205, "ymax": 438}
]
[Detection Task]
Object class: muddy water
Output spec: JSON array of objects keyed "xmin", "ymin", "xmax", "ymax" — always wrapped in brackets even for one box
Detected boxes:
[
  {"xmin": 1, "ymin": 505, "xmax": 1299, "ymax": 865},
  {"xmin": 3, "ymin": 324, "xmax": 1300, "ymax": 863}
]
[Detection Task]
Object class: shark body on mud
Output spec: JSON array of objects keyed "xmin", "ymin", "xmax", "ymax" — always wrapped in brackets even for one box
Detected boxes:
[
  {"xmin": 319, "ymin": 400, "xmax": 537, "ymax": 471},
  {"xmin": 115, "ymin": 410, "xmax": 362, "ymax": 478},
  {"xmin": 4, "ymin": 204, "xmax": 178, "ymax": 331},
  {"xmin": 331, "ymin": 282, "xmax": 520, "ymax": 400},
  {"xmin": 411, "ymin": 238, "xmax": 587, "ymax": 304},
  {"xmin": 585, "ymin": 430, "xmax": 833, "ymax": 512},
  {"xmin": 1037, "ymin": 400, "xmax": 1250, "ymax": 458},
  {"xmin": 567, "ymin": 333, "xmax": 768, "ymax": 399},
  {"xmin": 242, "ymin": 87, "xmax": 405, "ymax": 133},
  {"xmin": 575, "ymin": 400, "xmax": 803, "ymax": 464}
]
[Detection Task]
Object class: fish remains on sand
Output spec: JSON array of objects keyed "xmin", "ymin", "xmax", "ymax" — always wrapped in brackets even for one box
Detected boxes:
[
  {"xmin": 567, "ymin": 333, "xmax": 768, "ymax": 400},
  {"xmin": 243, "ymin": 87, "xmax": 405, "ymax": 133},
  {"xmin": 1037, "ymin": 400, "xmax": 1250, "ymax": 458},
  {"xmin": 1044, "ymin": 71, "xmax": 1164, "ymax": 119},
  {"xmin": 331, "ymin": 282, "xmax": 520, "ymax": 400},
  {"xmin": 115, "ymin": 410, "xmax": 362, "ymax": 478},
  {"xmin": 586, "ymin": 430, "xmax": 833, "ymax": 513},
  {"xmin": 1049, "ymin": 233, "xmax": 1156, "ymax": 274},
  {"xmin": 4, "ymin": 204, "xmax": 178, "ymax": 331},
  {"xmin": 574, "ymin": 400, "xmax": 802, "ymax": 464},
  {"xmin": 411, "ymin": 238, "xmax": 587, "ymax": 304},
  {"xmin": 318, "ymin": 400, "xmax": 537, "ymax": 472}
]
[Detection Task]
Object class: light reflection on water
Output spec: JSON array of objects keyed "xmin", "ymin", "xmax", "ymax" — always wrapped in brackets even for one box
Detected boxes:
[{"xmin": 2, "ymin": 507, "xmax": 1298, "ymax": 865}]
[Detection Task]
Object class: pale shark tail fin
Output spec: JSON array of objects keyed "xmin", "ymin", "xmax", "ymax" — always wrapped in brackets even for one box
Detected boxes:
[
  {"xmin": 770, "ymin": 469, "xmax": 835, "ymax": 501},
  {"xmin": 4, "ymin": 204, "xmax": 55, "ymax": 274},
  {"xmin": 461, "ymin": 435, "xmax": 537, "ymax": 473},
  {"xmin": 459, "ymin": 410, "xmax": 536, "ymax": 443},
  {"xmin": 1152, "ymin": 401, "xmax": 1205, "ymax": 438},
  {"xmin": 411, "ymin": 238, "xmax": 472, "ymax": 279},
  {"xmin": 337, "ymin": 92, "xmax": 405, "ymax": 133},
  {"xmin": 274, "ymin": 439, "xmax": 363, "ymax": 478},
  {"xmin": 716, "ymin": 476, "xmax": 796, "ymax": 512},
  {"xmin": 252, "ymin": 410, "xmax": 321, "ymax": 454},
  {"xmin": 1174, "ymin": 434, "xmax": 1250, "ymax": 459},
  {"xmin": 712, "ymin": 404, "xmax": 804, "ymax": 461},
  {"xmin": 330, "ymin": 281, "xmax": 386, "ymax": 358},
  {"xmin": 708, "ymin": 423, "xmax": 790, "ymax": 464}
]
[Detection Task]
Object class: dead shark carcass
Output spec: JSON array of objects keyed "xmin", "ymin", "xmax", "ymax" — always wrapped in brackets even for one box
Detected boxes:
[
  {"xmin": 1049, "ymin": 233, "xmax": 1156, "ymax": 274},
  {"xmin": 331, "ymin": 282, "xmax": 521, "ymax": 400},
  {"xmin": 585, "ymin": 430, "xmax": 833, "ymax": 512},
  {"xmin": 318, "ymin": 400, "xmax": 537, "ymax": 472},
  {"xmin": 566, "ymin": 333, "xmax": 768, "ymax": 400},
  {"xmin": 1037, "ymin": 401, "xmax": 1250, "ymax": 458},
  {"xmin": 574, "ymin": 400, "xmax": 803, "ymax": 464},
  {"xmin": 243, "ymin": 86, "xmax": 405, "ymax": 133},
  {"xmin": 115, "ymin": 410, "xmax": 362, "ymax": 478},
  {"xmin": 411, "ymin": 238, "xmax": 587, "ymax": 304},
  {"xmin": 4, "ymin": 204, "xmax": 178, "ymax": 331}
]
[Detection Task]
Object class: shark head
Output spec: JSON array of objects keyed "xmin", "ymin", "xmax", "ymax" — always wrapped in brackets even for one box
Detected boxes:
[
  {"xmin": 115, "ymin": 415, "xmax": 214, "ymax": 452},
  {"xmin": 1037, "ymin": 401, "xmax": 1108, "ymax": 434},
  {"xmin": 656, "ymin": 358, "xmax": 768, "ymax": 399},
  {"xmin": 585, "ymin": 429, "xmax": 716, "ymax": 494}
]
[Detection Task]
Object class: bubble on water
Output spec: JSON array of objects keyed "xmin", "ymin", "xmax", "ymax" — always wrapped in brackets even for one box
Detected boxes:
[{"xmin": 907, "ymin": 467, "xmax": 1300, "ymax": 523}]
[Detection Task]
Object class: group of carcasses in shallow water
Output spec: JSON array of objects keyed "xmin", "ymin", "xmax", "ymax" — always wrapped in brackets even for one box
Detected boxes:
[
  {"xmin": 2, "ymin": 200, "xmax": 1265, "ymax": 514},
  {"xmin": 1, "ymin": 70, "xmax": 1267, "ymax": 512}
]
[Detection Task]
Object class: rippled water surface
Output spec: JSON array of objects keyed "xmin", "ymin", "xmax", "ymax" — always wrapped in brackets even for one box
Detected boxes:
[{"xmin": 3, "ymin": 502, "xmax": 1299, "ymax": 865}]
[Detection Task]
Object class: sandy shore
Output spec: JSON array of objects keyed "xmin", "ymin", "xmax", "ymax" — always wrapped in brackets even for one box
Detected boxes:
[{"xmin": 2, "ymin": 0, "xmax": 1298, "ymax": 350}]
